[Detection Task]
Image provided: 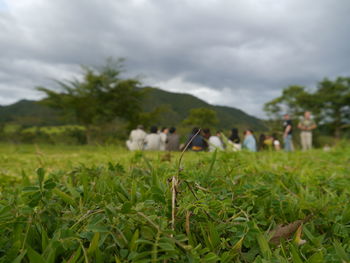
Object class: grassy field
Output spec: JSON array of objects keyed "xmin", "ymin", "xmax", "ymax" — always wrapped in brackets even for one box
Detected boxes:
[{"xmin": 1, "ymin": 143, "xmax": 350, "ymax": 262}]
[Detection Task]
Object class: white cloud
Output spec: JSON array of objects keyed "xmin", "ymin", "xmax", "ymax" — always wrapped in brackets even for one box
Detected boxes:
[{"xmin": 0, "ymin": 0, "xmax": 349, "ymax": 117}]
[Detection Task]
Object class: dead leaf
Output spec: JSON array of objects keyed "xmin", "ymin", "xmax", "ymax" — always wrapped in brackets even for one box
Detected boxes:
[{"xmin": 269, "ymin": 214, "xmax": 312, "ymax": 245}]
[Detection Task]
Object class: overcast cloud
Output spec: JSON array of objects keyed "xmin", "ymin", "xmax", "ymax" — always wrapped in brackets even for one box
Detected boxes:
[{"xmin": 0, "ymin": 0, "xmax": 349, "ymax": 117}]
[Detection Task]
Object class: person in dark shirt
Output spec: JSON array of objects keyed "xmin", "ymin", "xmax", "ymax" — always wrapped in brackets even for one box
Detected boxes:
[
  {"xmin": 258, "ymin": 134, "xmax": 267, "ymax": 151},
  {"xmin": 283, "ymin": 114, "xmax": 293, "ymax": 152},
  {"xmin": 186, "ymin": 127, "xmax": 206, "ymax": 151},
  {"xmin": 228, "ymin": 128, "xmax": 242, "ymax": 151},
  {"xmin": 202, "ymin": 128, "xmax": 211, "ymax": 151},
  {"xmin": 229, "ymin": 128, "xmax": 241, "ymax": 144}
]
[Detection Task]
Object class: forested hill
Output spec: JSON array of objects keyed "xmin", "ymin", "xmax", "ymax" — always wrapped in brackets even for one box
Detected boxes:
[
  {"xmin": 142, "ymin": 88, "xmax": 266, "ymax": 130},
  {"xmin": 0, "ymin": 88, "xmax": 267, "ymax": 131}
]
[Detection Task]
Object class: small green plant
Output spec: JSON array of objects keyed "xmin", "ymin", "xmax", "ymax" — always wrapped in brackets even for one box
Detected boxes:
[{"xmin": 0, "ymin": 143, "xmax": 349, "ymax": 262}]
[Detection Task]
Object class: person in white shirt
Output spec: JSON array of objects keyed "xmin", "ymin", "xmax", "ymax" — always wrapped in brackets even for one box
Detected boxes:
[
  {"xmin": 145, "ymin": 126, "xmax": 161, "ymax": 151},
  {"xmin": 159, "ymin": 127, "xmax": 168, "ymax": 151},
  {"xmin": 126, "ymin": 125, "xmax": 146, "ymax": 150},
  {"xmin": 208, "ymin": 130, "xmax": 224, "ymax": 152}
]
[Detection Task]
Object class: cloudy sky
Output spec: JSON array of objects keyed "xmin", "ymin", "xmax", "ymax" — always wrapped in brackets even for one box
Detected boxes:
[{"xmin": 0, "ymin": 0, "xmax": 349, "ymax": 117}]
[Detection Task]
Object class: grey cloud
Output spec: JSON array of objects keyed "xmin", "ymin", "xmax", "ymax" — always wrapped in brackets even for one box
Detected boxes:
[{"xmin": 0, "ymin": 0, "xmax": 350, "ymax": 117}]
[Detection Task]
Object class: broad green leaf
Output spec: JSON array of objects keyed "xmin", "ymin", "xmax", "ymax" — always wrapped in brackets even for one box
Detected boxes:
[
  {"xmin": 307, "ymin": 252, "xmax": 323, "ymax": 263},
  {"xmin": 121, "ymin": 201, "xmax": 132, "ymax": 214},
  {"xmin": 12, "ymin": 249, "xmax": 27, "ymax": 263},
  {"xmin": 333, "ymin": 240, "xmax": 350, "ymax": 262},
  {"xmin": 36, "ymin": 168, "xmax": 45, "ymax": 189},
  {"xmin": 53, "ymin": 188, "xmax": 76, "ymax": 206},
  {"xmin": 290, "ymin": 245, "xmax": 303, "ymax": 263},
  {"xmin": 88, "ymin": 232, "xmax": 100, "ymax": 255},
  {"xmin": 44, "ymin": 178, "xmax": 56, "ymax": 190},
  {"xmin": 66, "ymin": 248, "xmax": 81, "ymax": 263},
  {"xmin": 41, "ymin": 227, "xmax": 49, "ymax": 251},
  {"xmin": 256, "ymin": 233, "xmax": 272, "ymax": 260},
  {"xmin": 129, "ymin": 229, "xmax": 139, "ymax": 252},
  {"xmin": 27, "ymin": 247, "xmax": 46, "ymax": 263},
  {"xmin": 203, "ymin": 252, "xmax": 220, "ymax": 263},
  {"xmin": 22, "ymin": 186, "xmax": 40, "ymax": 192},
  {"xmin": 131, "ymin": 181, "xmax": 137, "ymax": 204}
]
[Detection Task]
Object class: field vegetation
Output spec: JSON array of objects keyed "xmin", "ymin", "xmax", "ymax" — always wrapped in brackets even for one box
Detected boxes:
[{"xmin": 1, "ymin": 144, "xmax": 350, "ymax": 262}]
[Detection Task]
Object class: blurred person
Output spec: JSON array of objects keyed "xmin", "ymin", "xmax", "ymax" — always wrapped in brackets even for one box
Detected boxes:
[
  {"xmin": 126, "ymin": 124, "xmax": 146, "ymax": 150},
  {"xmin": 159, "ymin": 127, "xmax": 168, "ymax": 151},
  {"xmin": 242, "ymin": 130, "xmax": 256, "ymax": 152},
  {"xmin": 283, "ymin": 114, "xmax": 293, "ymax": 152},
  {"xmin": 185, "ymin": 127, "xmax": 206, "ymax": 151},
  {"xmin": 298, "ymin": 111, "xmax": 317, "ymax": 150},
  {"xmin": 144, "ymin": 126, "xmax": 161, "ymax": 150},
  {"xmin": 228, "ymin": 128, "xmax": 241, "ymax": 151},
  {"xmin": 208, "ymin": 130, "xmax": 224, "ymax": 152},
  {"xmin": 242, "ymin": 129, "xmax": 257, "ymax": 152},
  {"xmin": 258, "ymin": 134, "xmax": 267, "ymax": 151},
  {"xmin": 264, "ymin": 135, "xmax": 275, "ymax": 150},
  {"xmin": 272, "ymin": 133, "xmax": 281, "ymax": 151},
  {"xmin": 202, "ymin": 128, "xmax": 211, "ymax": 151},
  {"xmin": 202, "ymin": 128, "xmax": 211, "ymax": 140},
  {"xmin": 166, "ymin": 127, "xmax": 180, "ymax": 151}
]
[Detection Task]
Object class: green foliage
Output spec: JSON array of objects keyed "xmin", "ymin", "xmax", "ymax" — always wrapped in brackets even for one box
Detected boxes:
[
  {"xmin": 0, "ymin": 87, "xmax": 268, "ymax": 135},
  {"xmin": 0, "ymin": 99, "xmax": 63, "ymax": 126},
  {"xmin": 136, "ymin": 105, "xmax": 171, "ymax": 129},
  {"xmin": 37, "ymin": 58, "xmax": 145, "ymax": 129},
  {"xmin": 143, "ymin": 88, "xmax": 267, "ymax": 130},
  {"xmin": 0, "ymin": 144, "xmax": 350, "ymax": 262},
  {"xmin": 263, "ymin": 85, "xmax": 314, "ymax": 119},
  {"xmin": 1, "ymin": 125, "xmax": 87, "ymax": 144},
  {"xmin": 315, "ymin": 77, "xmax": 350, "ymax": 138},
  {"xmin": 183, "ymin": 107, "xmax": 219, "ymax": 128},
  {"xmin": 264, "ymin": 77, "xmax": 350, "ymax": 138}
]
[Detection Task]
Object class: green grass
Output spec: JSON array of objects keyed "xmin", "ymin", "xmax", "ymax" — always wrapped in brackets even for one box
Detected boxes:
[{"xmin": 1, "ymin": 144, "xmax": 350, "ymax": 262}]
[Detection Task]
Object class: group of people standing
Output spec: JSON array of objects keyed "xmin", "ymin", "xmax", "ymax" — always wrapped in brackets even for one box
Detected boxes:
[
  {"xmin": 282, "ymin": 111, "xmax": 317, "ymax": 151},
  {"xmin": 126, "ymin": 111, "xmax": 317, "ymax": 152},
  {"xmin": 245, "ymin": 111, "xmax": 317, "ymax": 152}
]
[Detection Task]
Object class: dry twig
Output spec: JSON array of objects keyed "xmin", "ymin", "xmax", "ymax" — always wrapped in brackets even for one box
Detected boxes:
[{"xmin": 171, "ymin": 129, "xmax": 201, "ymax": 233}]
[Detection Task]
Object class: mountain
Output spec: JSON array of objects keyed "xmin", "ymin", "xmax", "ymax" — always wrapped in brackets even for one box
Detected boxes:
[
  {"xmin": 0, "ymin": 99, "xmax": 63, "ymax": 126},
  {"xmin": 0, "ymin": 88, "xmax": 267, "ymax": 131},
  {"xmin": 142, "ymin": 88, "xmax": 267, "ymax": 131}
]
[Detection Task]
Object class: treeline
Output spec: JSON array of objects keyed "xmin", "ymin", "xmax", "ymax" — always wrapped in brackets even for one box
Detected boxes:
[
  {"xmin": 0, "ymin": 59, "xmax": 223, "ymax": 145},
  {"xmin": 0, "ymin": 108, "xmax": 221, "ymax": 145},
  {"xmin": 1, "ymin": 58, "xmax": 348, "ymax": 145},
  {"xmin": 264, "ymin": 77, "xmax": 350, "ymax": 139}
]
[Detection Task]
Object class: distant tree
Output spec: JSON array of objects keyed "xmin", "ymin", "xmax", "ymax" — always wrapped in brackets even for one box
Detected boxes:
[
  {"xmin": 263, "ymin": 86, "xmax": 312, "ymax": 134},
  {"xmin": 263, "ymin": 78, "xmax": 350, "ymax": 138},
  {"xmin": 38, "ymin": 58, "xmax": 147, "ymax": 142},
  {"xmin": 183, "ymin": 108, "xmax": 218, "ymax": 128},
  {"xmin": 136, "ymin": 105, "xmax": 171, "ymax": 129},
  {"xmin": 263, "ymin": 85, "xmax": 314, "ymax": 119},
  {"xmin": 314, "ymin": 77, "xmax": 350, "ymax": 138}
]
